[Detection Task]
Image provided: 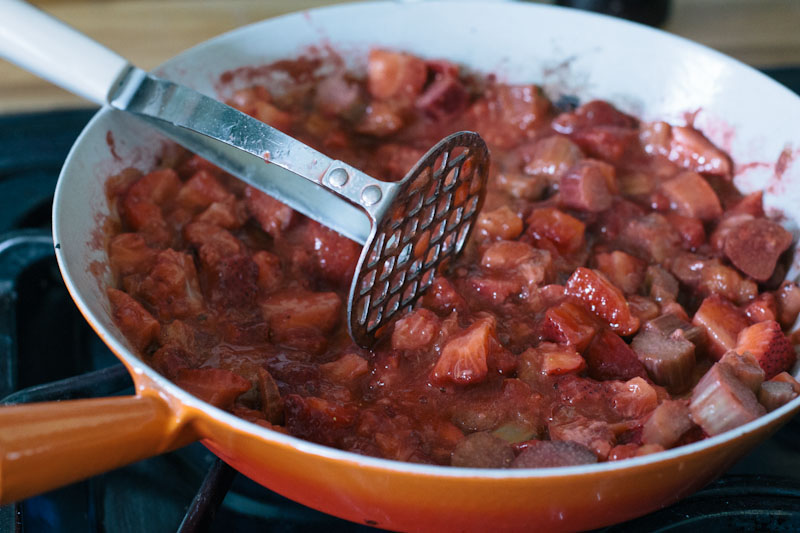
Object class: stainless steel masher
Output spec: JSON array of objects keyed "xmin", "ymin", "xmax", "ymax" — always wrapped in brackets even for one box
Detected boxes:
[{"xmin": 0, "ymin": 0, "xmax": 489, "ymax": 347}]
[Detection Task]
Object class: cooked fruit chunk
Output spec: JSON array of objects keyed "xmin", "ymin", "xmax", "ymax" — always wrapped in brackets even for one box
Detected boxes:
[
  {"xmin": 645, "ymin": 265, "xmax": 679, "ymax": 303},
  {"xmin": 585, "ymin": 329, "xmax": 648, "ymax": 381},
  {"xmin": 771, "ymin": 371, "xmax": 800, "ymax": 394},
  {"xmin": 594, "ymin": 250, "xmax": 646, "ymax": 295},
  {"xmin": 723, "ymin": 218, "xmax": 793, "ymax": 282},
  {"xmin": 620, "ymin": 213, "xmax": 681, "ymax": 263},
  {"xmin": 522, "ymin": 135, "xmax": 583, "ymax": 183},
  {"xmin": 644, "ymin": 314, "xmax": 706, "ymax": 347},
  {"xmin": 256, "ymin": 367, "xmax": 284, "ymax": 424},
  {"xmin": 176, "ymin": 170, "xmax": 230, "ymax": 212},
  {"xmin": 392, "ymin": 308, "xmax": 441, "ymax": 351},
  {"xmin": 366, "ymin": 49, "xmax": 427, "ymax": 102},
  {"xmin": 284, "ymin": 395, "xmax": 356, "ymax": 447},
  {"xmin": 559, "ymin": 160, "xmax": 616, "ymax": 212},
  {"xmin": 130, "ymin": 249, "xmax": 204, "ymax": 321},
  {"xmin": 661, "ymin": 171, "xmax": 722, "ymax": 221},
  {"xmin": 642, "ymin": 400, "xmax": 694, "ymax": 448},
  {"xmin": 107, "ymin": 288, "xmax": 160, "ymax": 351},
  {"xmin": 641, "ymin": 122, "xmax": 731, "ymax": 176},
  {"xmin": 627, "ymin": 295, "xmax": 660, "ymax": 323},
  {"xmin": 745, "ymin": 292, "xmax": 778, "ymax": 323},
  {"xmin": 475, "ymin": 205, "xmax": 524, "ymax": 241},
  {"xmin": 320, "ymin": 353, "xmax": 370, "ymax": 386},
  {"xmin": 719, "ymin": 350, "xmax": 765, "ymax": 393},
  {"xmin": 689, "ymin": 363, "xmax": 766, "ymax": 436},
  {"xmin": 244, "ymin": 185, "xmax": 295, "ymax": 239},
  {"xmin": 538, "ymin": 343, "xmax": 587, "ymax": 376},
  {"xmin": 548, "ymin": 417, "xmax": 615, "ymax": 460},
  {"xmin": 300, "ymin": 220, "xmax": 362, "ymax": 286},
  {"xmin": 252, "ymin": 250, "xmax": 283, "ymax": 293},
  {"xmin": 692, "ymin": 295, "xmax": 750, "ymax": 360},
  {"xmin": 510, "ymin": 440, "xmax": 597, "ymax": 468},
  {"xmin": 467, "ymin": 84, "xmax": 551, "ymax": 148},
  {"xmin": 431, "ymin": 319, "xmax": 495, "ymax": 385},
  {"xmin": 450, "ymin": 432, "xmax": 514, "ymax": 468},
  {"xmin": 776, "ymin": 281, "xmax": 800, "ymax": 328},
  {"xmin": 553, "ymin": 100, "xmax": 637, "ymax": 134},
  {"xmin": 758, "ymin": 381, "xmax": 799, "ymax": 412},
  {"xmin": 108, "ymin": 233, "xmax": 156, "ymax": 278},
  {"xmin": 541, "ymin": 301, "xmax": 599, "ymax": 352},
  {"xmin": 174, "ymin": 368, "xmax": 251, "ymax": 410},
  {"xmin": 611, "ymin": 377, "xmax": 658, "ymax": 418},
  {"xmin": 526, "ymin": 207, "xmax": 585, "ymax": 255},
  {"xmin": 632, "ymin": 328, "xmax": 695, "ymax": 392},
  {"xmin": 735, "ymin": 320, "xmax": 797, "ymax": 379},
  {"xmin": 565, "ymin": 267, "xmax": 640, "ymax": 336},
  {"xmin": 416, "ymin": 71, "xmax": 469, "ymax": 120},
  {"xmin": 261, "ymin": 290, "xmax": 342, "ymax": 335}
]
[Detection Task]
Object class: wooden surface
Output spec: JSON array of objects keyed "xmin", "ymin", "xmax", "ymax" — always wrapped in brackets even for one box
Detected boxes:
[{"xmin": 1, "ymin": 0, "xmax": 799, "ymax": 113}]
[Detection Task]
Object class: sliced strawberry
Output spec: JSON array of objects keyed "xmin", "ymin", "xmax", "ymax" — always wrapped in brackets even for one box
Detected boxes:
[
  {"xmin": 431, "ymin": 319, "xmax": 495, "ymax": 386},
  {"xmin": 526, "ymin": 207, "xmax": 586, "ymax": 255},
  {"xmin": 698, "ymin": 262, "xmax": 757, "ymax": 306},
  {"xmin": 421, "ymin": 276, "xmax": 467, "ymax": 314},
  {"xmin": 692, "ymin": 294, "xmax": 750, "ymax": 360},
  {"xmin": 174, "ymin": 368, "xmax": 252, "ymax": 410},
  {"xmin": 735, "ymin": 320, "xmax": 797, "ymax": 379},
  {"xmin": 521, "ymin": 135, "xmax": 583, "ymax": 183},
  {"xmin": 661, "ymin": 171, "xmax": 723, "ymax": 221},
  {"xmin": 689, "ymin": 363, "xmax": 766, "ymax": 436},
  {"xmin": 594, "ymin": 250, "xmax": 646, "ymax": 295},
  {"xmin": 319, "ymin": 353, "xmax": 370, "ymax": 386},
  {"xmin": 585, "ymin": 329, "xmax": 647, "ymax": 381},
  {"xmin": 538, "ymin": 342, "xmax": 587, "ymax": 376},
  {"xmin": 665, "ymin": 213, "xmax": 705, "ymax": 250},
  {"xmin": 724, "ymin": 218, "xmax": 793, "ymax": 282},
  {"xmin": 565, "ymin": 267, "xmax": 640, "ymax": 336},
  {"xmin": 541, "ymin": 300, "xmax": 599, "ymax": 352},
  {"xmin": 611, "ymin": 377, "xmax": 658, "ymax": 418}
]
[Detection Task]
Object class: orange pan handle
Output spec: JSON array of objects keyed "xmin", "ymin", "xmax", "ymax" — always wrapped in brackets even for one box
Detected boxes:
[{"xmin": 0, "ymin": 394, "xmax": 194, "ymax": 504}]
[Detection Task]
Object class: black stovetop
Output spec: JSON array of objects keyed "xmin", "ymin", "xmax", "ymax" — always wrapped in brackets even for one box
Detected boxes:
[{"xmin": 2, "ymin": 68, "xmax": 800, "ymax": 532}]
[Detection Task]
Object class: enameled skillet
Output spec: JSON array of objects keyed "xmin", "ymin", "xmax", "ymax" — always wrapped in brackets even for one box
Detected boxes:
[{"xmin": 1, "ymin": 2, "xmax": 799, "ymax": 531}]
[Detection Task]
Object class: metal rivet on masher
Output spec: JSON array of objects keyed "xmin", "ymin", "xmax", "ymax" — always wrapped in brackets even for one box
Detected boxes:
[
  {"xmin": 361, "ymin": 185, "xmax": 382, "ymax": 206},
  {"xmin": 329, "ymin": 167, "xmax": 349, "ymax": 187}
]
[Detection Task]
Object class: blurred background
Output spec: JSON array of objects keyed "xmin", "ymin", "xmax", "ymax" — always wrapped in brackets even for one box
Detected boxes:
[{"xmin": 1, "ymin": 0, "xmax": 799, "ymax": 113}]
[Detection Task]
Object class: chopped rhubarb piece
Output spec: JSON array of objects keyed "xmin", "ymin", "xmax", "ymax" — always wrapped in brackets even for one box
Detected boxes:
[
  {"xmin": 611, "ymin": 377, "xmax": 658, "ymax": 418},
  {"xmin": 130, "ymin": 249, "xmax": 204, "ymax": 321},
  {"xmin": 719, "ymin": 350, "xmax": 765, "ymax": 393},
  {"xmin": 772, "ymin": 372, "xmax": 800, "ymax": 393},
  {"xmin": 661, "ymin": 171, "xmax": 723, "ymax": 221},
  {"xmin": 669, "ymin": 126, "xmax": 732, "ymax": 177},
  {"xmin": 620, "ymin": 213, "xmax": 681, "ymax": 263},
  {"xmin": 495, "ymin": 169, "xmax": 548, "ymax": 201},
  {"xmin": 431, "ymin": 319, "xmax": 495, "ymax": 386},
  {"xmin": 548, "ymin": 417, "xmax": 615, "ymax": 460},
  {"xmin": 527, "ymin": 207, "xmax": 586, "ymax": 255},
  {"xmin": 475, "ymin": 205, "xmax": 524, "ymax": 241},
  {"xmin": 758, "ymin": 381, "xmax": 798, "ymax": 412},
  {"xmin": 464, "ymin": 276, "xmax": 522, "ymax": 305},
  {"xmin": 645, "ymin": 265, "xmax": 679, "ymax": 303},
  {"xmin": 366, "ymin": 49, "xmax": 427, "ymax": 102},
  {"xmin": 644, "ymin": 314, "xmax": 706, "ymax": 347},
  {"xmin": 735, "ymin": 320, "xmax": 797, "ymax": 379},
  {"xmin": 632, "ymin": 328, "xmax": 696, "ymax": 393},
  {"xmin": 724, "ymin": 218, "xmax": 793, "ymax": 282},
  {"xmin": 107, "ymin": 288, "xmax": 160, "ymax": 351},
  {"xmin": 642, "ymin": 400, "xmax": 694, "ymax": 448},
  {"xmin": 559, "ymin": 160, "xmax": 616, "ymax": 212},
  {"xmin": 689, "ymin": 363, "xmax": 766, "ymax": 436},
  {"xmin": 607, "ymin": 443, "xmax": 640, "ymax": 461},
  {"xmin": 569, "ymin": 126, "xmax": 638, "ymax": 163},
  {"xmin": 510, "ymin": 440, "xmax": 597, "ymax": 468},
  {"xmin": 776, "ymin": 281, "xmax": 800, "ymax": 328},
  {"xmin": 585, "ymin": 329, "xmax": 647, "ymax": 381},
  {"xmin": 175, "ymin": 368, "xmax": 252, "ymax": 410},
  {"xmin": 320, "ymin": 353, "xmax": 370, "ymax": 386},
  {"xmin": 538, "ymin": 343, "xmax": 587, "ymax": 376},
  {"xmin": 256, "ymin": 367, "xmax": 284, "ymax": 424},
  {"xmin": 261, "ymin": 290, "xmax": 342, "ymax": 335},
  {"xmin": 594, "ymin": 250, "xmax": 646, "ymax": 294},
  {"xmin": 627, "ymin": 295, "xmax": 661, "ymax": 323},
  {"xmin": 745, "ymin": 292, "xmax": 778, "ymax": 323},
  {"xmin": 451, "ymin": 432, "xmax": 514, "ymax": 468},
  {"xmin": 541, "ymin": 301, "xmax": 599, "ymax": 352},
  {"xmin": 522, "ymin": 135, "xmax": 583, "ymax": 183},
  {"xmin": 692, "ymin": 294, "xmax": 750, "ymax": 360},
  {"xmin": 392, "ymin": 308, "xmax": 441, "ymax": 350},
  {"xmin": 252, "ymin": 250, "xmax": 283, "ymax": 293},
  {"xmin": 565, "ymin": 267, "xmax": 640, "ymax": 336},
  {"xmin": 480, "ymin": 240, "xmax": 538, "ymax": 272}
]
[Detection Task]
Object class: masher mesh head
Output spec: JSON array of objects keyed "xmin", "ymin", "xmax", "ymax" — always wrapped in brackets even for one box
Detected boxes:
[{"xmin": 347, "ymin": 131, "xmax": 489, "ymax": 348}]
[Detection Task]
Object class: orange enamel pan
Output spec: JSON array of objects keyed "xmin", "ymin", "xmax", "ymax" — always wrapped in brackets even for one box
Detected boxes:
[{"xmin": 2, "ymin": 2, "xmax": 800, "ymax": 531}]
